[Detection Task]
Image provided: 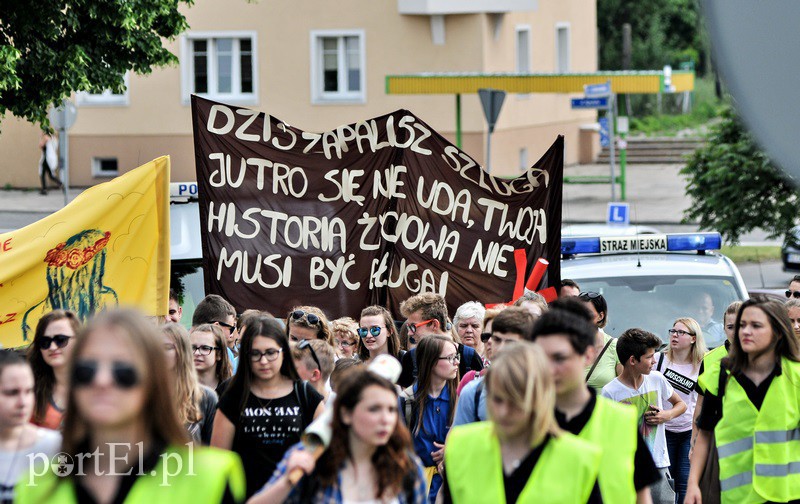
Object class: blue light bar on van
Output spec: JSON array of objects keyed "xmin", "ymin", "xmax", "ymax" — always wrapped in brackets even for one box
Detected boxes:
[
  {"xmin": 666, "ymin": 233, "xmax": 722, "ymax": 251},
  {"xmin": 561, "ymin": 232, "xmax": 722, "ymax": 255}
]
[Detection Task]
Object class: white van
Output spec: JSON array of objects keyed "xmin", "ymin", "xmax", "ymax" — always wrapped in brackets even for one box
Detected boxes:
[{"xmin": 169, "ymin": 182, "xmax": 205, "ymax": 326}]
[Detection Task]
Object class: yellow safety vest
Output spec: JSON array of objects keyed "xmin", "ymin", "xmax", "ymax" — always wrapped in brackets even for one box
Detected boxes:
[
  {"xmin": 580, "ymin": 396, "xmax": 638, "ymax": 504},
  {"xmin": 444, "ymin": 422, "xmax": 601, "ymax": 503},
  {"xmin": 697, "ymin": 344, "xmax": 728, "ymax": 393},
  {"xmin": 15, "ymin": 445, "xmax": 245, "ymax": 503},
  {"xmin": 699, "ymin": 357, "xmax": 800, "ymax": 503}
]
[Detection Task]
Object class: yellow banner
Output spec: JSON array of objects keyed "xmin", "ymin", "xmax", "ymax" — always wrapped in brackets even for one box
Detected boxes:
[{"xmin": 0, "ymin": 156, "xmax": 170, "ymax": 348}]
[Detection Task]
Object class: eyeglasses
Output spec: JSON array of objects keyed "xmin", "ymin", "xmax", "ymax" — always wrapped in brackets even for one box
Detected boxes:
[
  {"xmin": 579, "ymin": 291, "xmax": 601, "ymax": 300},
  {"xmin": 290, "ymin": 310, "xmax": 320, "ymax": 326},
  {"xmin": 73, "ymin": 360, "xmax": 140, "ymax": 389},
  {"xmin": 249, "ymin": 348, "xmax": 282, "ymax": 362},
  {"xmin": 668, "ymin": 329, "xmax": 695, "ymax": 337},
  {"xmin": 480, "ymin": 332, "xmax": 492, "ymax": 343},
  {"xmin": 192, "ymin": 344, "xmax": 219, "ymax": 356},
  {"xmin": 407, "ymin": 319, "xmax": 434, "ymax": 336},
  {"xmin": 215, "ymin": 320, "xmax": 236, "ymax": 335},
  {"xmin": 786, "ymin": 290, "xmax": 800, "ymax": 299},
  {"xmin": 357, "ymin": 325, "xmax": 384, "ymax": 338},
  {"xmin": 335, "ymin": 339, "xmax": 355, "ymax": 348},
  {"xmin": 296, "ymin": 339, "xmax": 321, "ymax": 371},
  {"xmin": 438, "ymin": 353, "xmax": 460, "ymax": 365},
  {"xmin": 37, "ymin": 334, "xmax": 72, "ymax": 350}
]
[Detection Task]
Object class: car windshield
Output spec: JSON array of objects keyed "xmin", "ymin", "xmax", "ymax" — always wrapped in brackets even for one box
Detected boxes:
[{"xmin": 574, "ymin": 275, "xmax": 744, "ymax": 348}]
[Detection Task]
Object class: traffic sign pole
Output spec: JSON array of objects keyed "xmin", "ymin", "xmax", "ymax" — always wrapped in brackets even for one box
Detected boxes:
[
  {"xmin": 478, "ymin": 88, "xmax": 506, "ymax": 173},
  {"xmin": 609, "ymin": 93, "xmax": 616, "ymax": 202}
]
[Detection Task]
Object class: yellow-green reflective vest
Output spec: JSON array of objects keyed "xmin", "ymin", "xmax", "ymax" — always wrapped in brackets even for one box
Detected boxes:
[
  {"xmin": 699, "ymin": 357, "xmax": 800, "ymax": 504},
  {"xmin": 444, "ymin": 422, "xmax": 601, "ymax": 504},
  {"xmin": 580, "ymin": 396, "xmax": 638, "ymax": 504},
  {"xmin": 697, "ymin": 344, "xmax": 728, "ymax": 393},
  {"xmin": 15, "ymin": 445, "xmax": 245, "ymax": 503}
]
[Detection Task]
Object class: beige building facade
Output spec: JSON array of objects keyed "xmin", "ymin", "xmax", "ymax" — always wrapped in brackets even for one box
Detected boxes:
[{"xmin": 0, "ymin": 0, "xmax": 598, "ymax": 188}]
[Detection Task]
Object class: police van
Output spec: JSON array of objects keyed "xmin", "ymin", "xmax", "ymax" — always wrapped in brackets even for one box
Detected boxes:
[{"xmin": 561, "ymin": 232, "xmax": 748, "ymax": 348}]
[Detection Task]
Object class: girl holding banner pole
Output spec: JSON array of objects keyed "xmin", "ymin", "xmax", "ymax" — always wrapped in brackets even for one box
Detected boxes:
[{"xmin": 252, "ymin": 368, "xmax": 427, "ymax": 503}]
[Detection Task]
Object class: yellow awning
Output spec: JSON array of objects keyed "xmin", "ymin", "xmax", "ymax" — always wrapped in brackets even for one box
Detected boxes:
[{"xmin": 386, "ymin": 71, "xmax": 694, "ymax": 95}]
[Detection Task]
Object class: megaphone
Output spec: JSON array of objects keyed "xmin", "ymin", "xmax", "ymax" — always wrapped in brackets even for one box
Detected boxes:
[{"xmin": 287, "ymin": 354, "xmax": 403, "ymax": 484}]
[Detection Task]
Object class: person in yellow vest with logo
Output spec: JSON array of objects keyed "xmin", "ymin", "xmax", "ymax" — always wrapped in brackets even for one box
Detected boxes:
[
  {"xmin": 441, "ymin": 341, "xmax": 602, "ymax": 503},
  {"xmin": 16, "ymin": 309, "xmax": 245, "ymax": 503},
  {"xmin": 686, "ymin": 296, "xmax": 800, "ymax": 504},
  {"xmin": 530, "ymin": 297, "xmax": 662, "ymax": 503}
]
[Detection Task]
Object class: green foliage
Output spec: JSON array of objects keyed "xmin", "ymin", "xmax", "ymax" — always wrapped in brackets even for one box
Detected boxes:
[
  {"xmin": 598, "ymin": 0, "xmax": 705, "ymax": 73},
  {"xmin": 629, "ymin": 78, "xmax": 723, "ymax": 135},
  {"xmin": 0, "ymin": 0, "xmax": 193, "ymax": 128},
  {"xmin": 681, "ymin": 107, "xmax": 800, "ymax": 244}
]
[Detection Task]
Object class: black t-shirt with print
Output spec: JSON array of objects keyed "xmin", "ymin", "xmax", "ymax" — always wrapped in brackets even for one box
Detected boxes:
[{"xmin": 218, "ymin": 382, "xmax": 322, "ymax": 498}]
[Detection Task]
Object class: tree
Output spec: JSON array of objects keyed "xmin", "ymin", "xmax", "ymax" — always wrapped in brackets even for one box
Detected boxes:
[
  {"xmin": 681, "ymin": 107, "xmax": 800, "ymax": 244},
  {"xmin": 597, "ymin": 0, "xmax": 705, "ymax": 73},
  {"xmin": 0, "ymin": 0, "xmax": 193, "ymax": 128}
]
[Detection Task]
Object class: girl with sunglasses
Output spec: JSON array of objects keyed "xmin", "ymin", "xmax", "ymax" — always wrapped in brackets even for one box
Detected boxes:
[
  {"xmin": 190, "ymin": 324, "xmax": 232, "ymax": 398},
  {"xmin": 285, "ymin": 306, "xmax": 334, "ymax": 346},
  {"xmin": 252, "ymin": 368, "xmax": 428, "ymax": 503},
  {"xmin": 211, "ymin": 315, "xmax": 325, "ymax": 499},
  {"xmin": 358, "ymin": 306, "xmax": 404, "ymax": 364},
  {"xmin": 0, "ymin": 351, "xmax": 61, "ymax": 503},
  {"xmin": 400, "ymin": 335, "xmax": 460, "ymax": 502},
  {"xmin": 26, "ymin": 309, "xmax": 81, "ymax": 430},
  {"xmin": 162, "ymin": 323, "xmax": 218, "ymax": 445},
  {"xmin": 18, "ymin": 309, "xmax": 246, "ymax": 503}
]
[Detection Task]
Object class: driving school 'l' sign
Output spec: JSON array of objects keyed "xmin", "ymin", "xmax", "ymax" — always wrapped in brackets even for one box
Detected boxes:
[{"xmin": 191, "ymin": 96, "xmax": 562, "ymax": 319}]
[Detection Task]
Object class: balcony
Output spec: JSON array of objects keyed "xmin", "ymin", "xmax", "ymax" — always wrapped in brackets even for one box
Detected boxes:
[{"xmin": 398, "ymin": 0, "xmax": 537, "ymax": 15}]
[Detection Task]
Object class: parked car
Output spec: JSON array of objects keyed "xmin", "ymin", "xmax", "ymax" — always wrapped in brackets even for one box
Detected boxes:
[{"xmin": 782, "ymin": 225, "xmax": 800, "ymax": 271}]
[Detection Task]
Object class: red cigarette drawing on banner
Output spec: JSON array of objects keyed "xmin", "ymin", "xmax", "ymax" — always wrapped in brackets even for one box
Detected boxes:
[{"xmin": 486, "ymin": 249, "xmax": 557, "ymax": 308}]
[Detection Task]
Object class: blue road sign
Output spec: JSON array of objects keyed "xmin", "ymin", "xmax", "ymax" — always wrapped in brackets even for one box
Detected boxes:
[
  {"xmin": 607, "ymin": 202, "xmax": 630, "ymax": 226},
  {"xmin": 571, "ymin": 97, "xmax": 609, "ymax": 109},
  {"xmin": 599, "ymin": 117, "xmax": 610, "ymax": 148},
  {"xmin": 584, "ymin": 82, "xmax": 611, "ymax": 97}
]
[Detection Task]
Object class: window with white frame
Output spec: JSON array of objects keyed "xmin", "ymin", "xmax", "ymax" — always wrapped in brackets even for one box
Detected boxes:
[
  {"xmin": 310, "ymin": 30, "xmax": 365, "ymax": 103},
  {"xmin": 556, "ymin": 24, "xmax": 570, "ymax": 73},
  {"xmin": 516, "ymin": 26, "xmax": 531, "ymax": 73},
  {"xmin": 181, "ymin": 32, "xmax": 257, "ymax": 104},
  {"xmin": 76, "ymin": 73, "xmax": 129, "ymax": 106}
]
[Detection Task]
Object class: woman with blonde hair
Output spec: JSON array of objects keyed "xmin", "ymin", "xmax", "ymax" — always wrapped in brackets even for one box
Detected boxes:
[
  {"xmin": 17, "ymin": 309, "xmax": 245, "ymax": 503},
  {"xmin": 653, "ymin": 317, "xmax": 707, "ymax": 504},
  {"xmin": 162, "ymin": 323, "xmax": 218, "ymax": 445},
  {"xmin": 785, "ymin": 297, "xmax": 800, "ymax": 340},
  {"xmin": 442, "ymin": 342, "xmax": 601, "ymax": 503},
  {"xmin": 331, "ymin": 317, "xmax": 358, "ymax": 358},
  {"xmin": 190, "ymin": 323, "xmax": 232, "ymax": 397}
]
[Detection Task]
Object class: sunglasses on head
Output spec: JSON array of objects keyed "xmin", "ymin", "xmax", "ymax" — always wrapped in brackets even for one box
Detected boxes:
[
  {"xmin": 357, "ymin": 325, "xmax": 383, "ymax": 338},
  {"xmin": 787, "ymin": 290, "xmax": 800, "ymax": 299},
  {"xmin": 73, "ymin": 360, "xmax": 140, "ymax": 389},
  {"xmin": 296, "ymin": 339, "xmax": 321, "ymax": 371},
  {"xmin": 215, "ymin": 320, "xmax": 236, "ymax": 335},
  {"xmin": 291, "ymin": 310, "xmax": 320, "ymax": 326},
  {"xmin": 579, "ymin": 291, "xmax": 601, "ymax": 300},
  {"xmin": 480, "ymin": 332, "xmax": 492, "ymax": 343},
  {"xmin": 37, "ymin": 334, "xmax": 72, "ymax": 350}
]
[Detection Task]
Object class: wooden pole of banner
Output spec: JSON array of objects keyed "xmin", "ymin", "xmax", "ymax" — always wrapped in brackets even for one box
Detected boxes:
[{"xmin": 455, "ymin": 94, "xmax": 462, "ymax": 148}]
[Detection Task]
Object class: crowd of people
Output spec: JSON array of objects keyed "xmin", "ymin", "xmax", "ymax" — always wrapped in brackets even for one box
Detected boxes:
[{"xmin": 1, "ymin": 276, "xmax": 799, "ymax": 504}]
